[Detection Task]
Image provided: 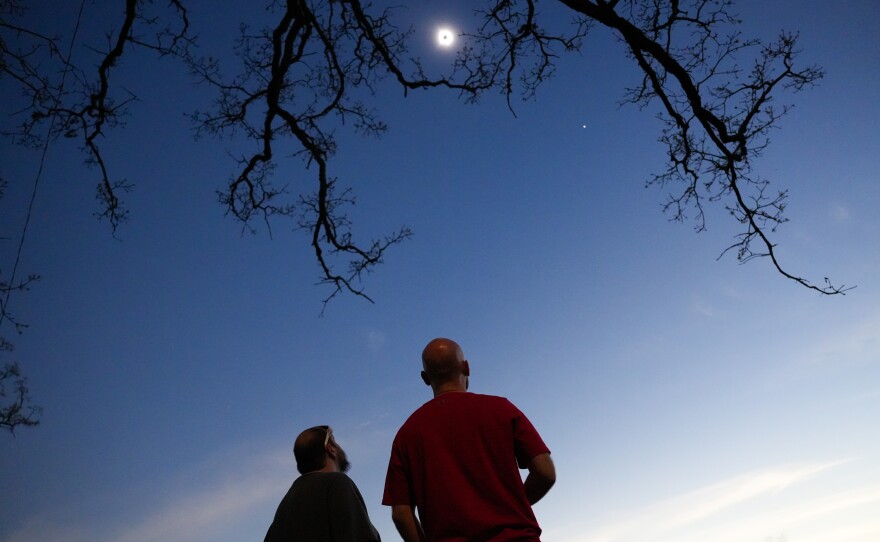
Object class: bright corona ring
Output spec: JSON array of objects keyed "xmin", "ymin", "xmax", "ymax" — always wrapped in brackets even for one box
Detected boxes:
[{"xmin": 437, "ymin": 27, "xmax": 455, "ymax": 48}]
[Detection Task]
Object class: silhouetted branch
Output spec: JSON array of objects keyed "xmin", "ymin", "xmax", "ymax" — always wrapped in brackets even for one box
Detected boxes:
[
  {"xmin": 2, "ymin": 0, "xmax": 850, "ymax": 299},
  {"xmin": 559, "ymin": 0, "xmax": 847, "ymax": 293},
  {"xmin": 2, "ymin": 0, "xmax": 192, "ymax": 231},
  {"xmin": 0, "ymin": 272, "xmax": 41, "ymax": 434},
  {"xmin": 0, "ymin": 361, "xmax": 41, "ymax": 433},
  {"xmin": 190, "ymin": 0, "xmax": 466, "ymax": 301},
  {"xmin": 1, "ymin": 271, "xmax": 39, "ymax": 331}
]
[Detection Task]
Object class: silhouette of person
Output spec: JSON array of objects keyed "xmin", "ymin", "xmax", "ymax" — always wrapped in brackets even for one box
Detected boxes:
[
  {"xmin": 383, "ymin": 338, "xmax": 556, "ymax": 541},
  {"xmin": 265, "ymin": 425, "xmax": 381, "ymax": 542}
]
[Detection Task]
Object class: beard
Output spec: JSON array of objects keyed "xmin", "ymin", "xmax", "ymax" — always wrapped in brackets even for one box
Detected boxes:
[{"xmin": 337, "ymin": 448, "xmax": 351, "ymax": 473}]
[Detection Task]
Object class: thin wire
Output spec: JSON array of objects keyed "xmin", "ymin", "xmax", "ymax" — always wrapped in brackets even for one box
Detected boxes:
[{"xmin": 0, "ymin": 0, "xmax": 89, "ymax": 332}]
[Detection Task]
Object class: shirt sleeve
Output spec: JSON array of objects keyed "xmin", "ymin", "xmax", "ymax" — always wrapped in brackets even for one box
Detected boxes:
[
  {"xmin": 329, "ymin": 474, "xmax": 382, "ymax": 542},
  {"xmin": 382, "ymin": 436, "xmax": 412, "ymax": 505},
  {"xmin": 509, "ymin": 400, "xmax": 550, "ymax": 469}
]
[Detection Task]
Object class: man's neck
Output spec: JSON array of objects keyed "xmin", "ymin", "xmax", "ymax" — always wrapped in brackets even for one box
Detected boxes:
[
  {"xmin": 433, "ymin": 385, "xmax": 468, "ymax": 398},
  {"xmin": 313, "ymin": 459, "xmax": 340, "ymax": 473}
]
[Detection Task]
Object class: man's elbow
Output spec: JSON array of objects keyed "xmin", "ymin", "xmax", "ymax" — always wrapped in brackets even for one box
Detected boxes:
[
  {"xmin": 536, "ymin": 469, "xmax": 556, "ymax": 492},
  {"xmin": 525, "ymin": 453, "xmax": 556, "ymax": 504},
  {"xmin": 543, "ymin": 470, "xmax": 557, "ymax": 488},
  {"xmin": 531, "ymin": 452, "xmax": 556, "ymax": 485}
]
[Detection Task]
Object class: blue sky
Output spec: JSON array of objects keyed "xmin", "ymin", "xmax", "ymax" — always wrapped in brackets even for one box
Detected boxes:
[{"xmin": 1, "ymin": 1, "xmax": 878, "ymax": 541}]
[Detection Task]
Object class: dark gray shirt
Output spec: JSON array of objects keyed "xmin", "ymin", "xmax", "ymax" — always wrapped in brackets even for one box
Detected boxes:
[{"xmin": 265, "ymin": 471, "xmax": 380, "ymax": 542}]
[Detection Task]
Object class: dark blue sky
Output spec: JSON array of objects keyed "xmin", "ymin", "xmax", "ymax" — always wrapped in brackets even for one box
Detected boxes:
[{"xmin": 1, "ymin": 1, "xmax": 879, "ymax": 541}]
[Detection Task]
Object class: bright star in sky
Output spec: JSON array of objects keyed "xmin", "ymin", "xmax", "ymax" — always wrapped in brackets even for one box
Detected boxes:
[{"xmin": 437, "ymin": 27, "xmax": 455, "ymax": 48}]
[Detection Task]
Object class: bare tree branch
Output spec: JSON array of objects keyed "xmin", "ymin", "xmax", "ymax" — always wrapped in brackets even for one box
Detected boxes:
[
  {"xmin": 188, "ymin": 0, "xmax": 493, "ymax": 304},
  {"xmin": 0, "ymin": 272, "xmax": 41, "ymax": 434},
  {"xmin": 2, "ymin": 0, "xmax": 192, "ymax": 231},
  {"xmin": 554, "ymin": 0, "xmax": 847, "ymax": 293},
  {"xmin": 2, "ymin": 0, "xmax": 851, "ymax": 305},
  {"xmin": 0, "ymin": 361, "xmax": 41, "ymax": 433}
]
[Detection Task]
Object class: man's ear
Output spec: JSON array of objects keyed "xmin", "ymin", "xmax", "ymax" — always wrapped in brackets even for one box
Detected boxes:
[
  {"xmin": 420, "ymin": 370, "xmax": 431, "ymax": 386},
  {"xmin": 325, "ymin": 440, "xmax": 337, "ymax": 459},
  {"xmin": 461, "ymin": 360, "xmax": 470, "ymax": 376}
]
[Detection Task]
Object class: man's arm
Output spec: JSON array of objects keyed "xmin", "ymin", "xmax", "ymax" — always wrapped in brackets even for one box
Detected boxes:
[
  {"xmin": 390, "ymin": 504, "xmax": 425, "ymax": 542},
  {"xmin": 523, "ymin": 452, "xmax": 556, "ymax": 505}
]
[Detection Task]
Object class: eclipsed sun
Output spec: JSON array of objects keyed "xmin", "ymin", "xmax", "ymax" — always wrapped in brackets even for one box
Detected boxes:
[{"xmin": 437, "ymin": 27, "xmax": 455, "ymax": 48}]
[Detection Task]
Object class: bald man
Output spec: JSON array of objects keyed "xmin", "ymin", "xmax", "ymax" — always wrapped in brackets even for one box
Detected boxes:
[
  {"xmin": 265, "ymin": 425, "xmax": 381, "ymax": 542},
  {"xmin": 382, "ymin": 338, "xmax": 556, "ymax": 542}
]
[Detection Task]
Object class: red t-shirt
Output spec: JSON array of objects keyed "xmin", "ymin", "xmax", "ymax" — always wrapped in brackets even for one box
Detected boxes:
[{"xmin": 383, "ymin": 392, "xmax": 550, "ymax": 542}]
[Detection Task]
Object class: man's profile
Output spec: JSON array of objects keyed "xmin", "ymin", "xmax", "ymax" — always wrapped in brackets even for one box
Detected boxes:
[
  {"xmin": 382, "ymin": 338, "xmax": 556, "ymax": 541},
  {"xmin": 265, "ymin": 425, "xmax": 381, "ymax": 542}
]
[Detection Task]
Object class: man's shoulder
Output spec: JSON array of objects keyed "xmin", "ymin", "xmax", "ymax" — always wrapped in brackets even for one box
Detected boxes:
[
  {"xmin": 468, "ymin": 392, "xmax": 513, "ymax": 403},
  {"xmin": 433, "ymin": 391, "xmax": 513, "ymax": 404},
  {"xmin": 405, "ymin": 392, "xmax": 512, "ymax": 416},
  {"xmin": 399, "ymin": 393, "xmax": 518, "ymax": 427},
  {"xmin": 295, "ymin": 471, "xmax": 356, "ymax": 489},
  {"xmin": 460, "ymin": 392, "xmax": 520, "ymax": 411},
  {"xmin": 324, "ymin": 471, "xmax": 358, "ymax": 488}
]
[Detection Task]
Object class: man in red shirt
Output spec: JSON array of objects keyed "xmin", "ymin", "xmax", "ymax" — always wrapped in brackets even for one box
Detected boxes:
[{"xmin": 382, "ymin": 338, "xmax": 556, "ymax": 541}]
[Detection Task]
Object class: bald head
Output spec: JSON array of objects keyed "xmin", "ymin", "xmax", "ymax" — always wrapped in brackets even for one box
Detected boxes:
[
  {"xmin": 293, "ymin": 426, "xmax": 328, "ymax": 474},
  {"xmin": 293, "ymin": 425, "xmax": 350, "ymax": 474},
  {"xmin": 421, "ymin": 338, "xmax": 469, "ymax": 395}
]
